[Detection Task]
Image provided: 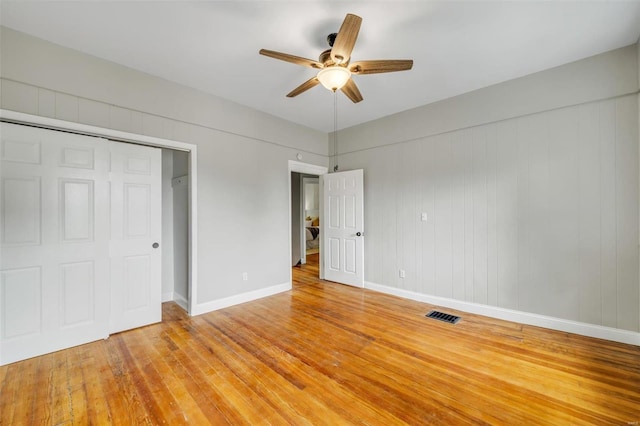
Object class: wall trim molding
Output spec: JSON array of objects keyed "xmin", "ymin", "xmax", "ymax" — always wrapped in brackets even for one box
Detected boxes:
[
  {"xmin": 365, "ymin": 281, "xmax": 640, "ymax": 346},
  {"xmin": 288, "ymin": 160, "xmax": 328, "ymax": 176},
  {"xmin": 338, "ymin": 44, "xmax": 639, "ymax": 154},
  {"xmin": 161, "ymin": 292, "xmax": 188, "ymax": 311},
  {"xmin": 191, "ymin": 282, "xmax": 291, "ymax": 316}
]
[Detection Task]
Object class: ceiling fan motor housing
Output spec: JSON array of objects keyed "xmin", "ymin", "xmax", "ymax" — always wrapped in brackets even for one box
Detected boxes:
[
  {"xmin": 321, "ymin": 33, "xmax": 344, "ymax": 66},
  {"xmin": 319, "ymin": 49, "xmax": 337, "ymax": 67},
  {"xmin": 327, "ymin": 33, "xmax": 337, "ymax": 47}
]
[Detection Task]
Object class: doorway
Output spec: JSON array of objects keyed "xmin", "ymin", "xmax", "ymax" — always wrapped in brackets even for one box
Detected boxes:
[
  {"xmin": 161, "ymin": 149, "xmax": 189, "ymax": 312},
  {"xmin": 302, "ymin": 177, "xmax": 320, "ymax": 259},
  {"xmin": 291, "ymin": 172, "xmax": 321, "ymax": 268},
  {"xmin": 288, "ymin": 161, "xmax": 327, "ymax": 283}
]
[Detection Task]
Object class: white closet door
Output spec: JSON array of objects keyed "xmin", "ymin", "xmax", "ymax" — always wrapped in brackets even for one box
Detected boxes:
[
  {"xmin": 1, "ymin": 123, "xmax": 163, "ymax": 365},
  {"xmin": 109, "ymin": 142, "xmax": 162, "ymax": 334},
  {"xmin": 1, "ymin": 123, "xmax": 110, "ymax": 365}
]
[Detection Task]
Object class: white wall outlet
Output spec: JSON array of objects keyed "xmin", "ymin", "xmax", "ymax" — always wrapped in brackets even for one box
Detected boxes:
[
  {"xmin": 421, "ymin": 212, "xmax": 428, "ymax": 222},
  {"xmin": 399, "ymin": 269, "xmax": 405, "ymax": 278},
  {"xmin": 242, "ymin": 272, "xmax": 248, "ymax": 281}
]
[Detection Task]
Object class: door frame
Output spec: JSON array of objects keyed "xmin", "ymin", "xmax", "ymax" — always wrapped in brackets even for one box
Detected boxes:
[
  {"xmin": 288, "ymin": 161, "xmax": 327, "ymax": 282},
  {"xmin": 0, "ymin": 109, "xmax": 199, "ymax": 316}
]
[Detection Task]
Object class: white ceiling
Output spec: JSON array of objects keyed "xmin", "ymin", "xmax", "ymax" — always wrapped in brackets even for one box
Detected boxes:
[{"xmin": 2, "ymin": 1, "xmax": 640, "ymax": 133}]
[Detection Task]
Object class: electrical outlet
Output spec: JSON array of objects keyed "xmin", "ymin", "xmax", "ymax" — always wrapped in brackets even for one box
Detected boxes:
[
  {"xmin": 421, "ymin": 212, "xmax": 428, "ymax": 222},
  {"xmin": 399, "ymin": 269, "xmax": 405, "ymax": 278},
  {"xmin": 242, "ymin": 272, "xmax": 248, "ymax": 281}
]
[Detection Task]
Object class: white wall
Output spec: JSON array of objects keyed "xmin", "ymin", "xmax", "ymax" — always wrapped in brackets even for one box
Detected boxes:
[
  {"xmin": 338, "ymin": 45, "xmax": 638, "ymax": 153},
  {"xmin": 337, "ymin": 43, "xmax": 640, "ymax": 333},
  {"xmin": 0, "ymin": 27, "xmax": 329, "ymax": 310},
  {"xmin": 161, "ymin": 149, "xmax": 175, "ymax": 301},
  {"xmin": 172, "ymin": 150, "xmax": 189, "ymax": 308},
  {"xmin": 291, "ymin": 172, "xmax": 302, "ymax": 266}
]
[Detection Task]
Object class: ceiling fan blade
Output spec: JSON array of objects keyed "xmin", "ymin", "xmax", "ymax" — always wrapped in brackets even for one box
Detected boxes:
[
  {"xmin": 260, "ymin": 49, "xmax": 323, "ymax": 69},
  {"xmin": 331, "ymin": 14, "xmax": 362, "ymax": 65},
  {"xmin": 349, "ymin": 60, "xmax": 414, "ymax": 75},
  {"xmin": 341, "ymin": 78, "xmax": 363, "ymax": 103},
  {"xmin": 287, "ymin": 77, "xmax": 320, "ymax": 98}
]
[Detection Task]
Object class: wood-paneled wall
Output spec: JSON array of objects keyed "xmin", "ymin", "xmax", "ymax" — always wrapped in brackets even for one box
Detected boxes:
[{"xmin": 340, "ymin": 95, "xmax": 639, "ymax": 332}]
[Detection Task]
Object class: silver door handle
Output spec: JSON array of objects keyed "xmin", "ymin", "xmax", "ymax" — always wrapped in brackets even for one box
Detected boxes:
[
  {"xmin": 152, "ymin": 242, "xmax": 160, "ymax": 248},
  {"xmin": 356, "ymin": 232, "xmax": 363, "ymax": 237}
]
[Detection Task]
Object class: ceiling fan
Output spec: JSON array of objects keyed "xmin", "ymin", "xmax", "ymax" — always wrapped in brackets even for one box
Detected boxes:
[{"xmin": 259, "ymin": 13, "xmax": 413, "ymax": 103}]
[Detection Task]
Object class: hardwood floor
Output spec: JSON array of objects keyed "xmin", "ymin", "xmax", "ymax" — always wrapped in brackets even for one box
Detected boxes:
[{"xmin": 2, "ymin": 255, "xmax": 639, "ymax": 424}]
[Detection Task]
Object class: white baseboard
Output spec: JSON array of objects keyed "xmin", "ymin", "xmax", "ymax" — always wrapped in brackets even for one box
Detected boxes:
[
  {"xmin": 191, "ymin": 282, "xmax": 291, "ymax": 316},
  {"xmin": 162, "ymin": 291, "xmax": 189, "ymax": 312},
  {"xmin": 365, "ymin": 281, "xmax": 640, "ymax": 346},
  {"xmin": 173, "ymin": 292, "xmax": 188, "ymax": 311}
]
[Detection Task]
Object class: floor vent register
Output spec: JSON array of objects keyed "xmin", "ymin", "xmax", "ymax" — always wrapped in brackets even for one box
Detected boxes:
[{"xmin": 425, "ymin": 310, "xmax": 461, "ymax": 324}]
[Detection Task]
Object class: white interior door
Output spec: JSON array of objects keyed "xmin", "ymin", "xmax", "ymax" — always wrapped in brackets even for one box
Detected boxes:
[
  {"xmin": 109, "ymin": 142, "xmax": 162, "ymax": 334},
  {"xmin": 322, "ymin": 169, "xmax": 364, "ymax": 287},
  {"xmin": 0, "ymin": 123, "xmax": 110, "ymax": 365}
]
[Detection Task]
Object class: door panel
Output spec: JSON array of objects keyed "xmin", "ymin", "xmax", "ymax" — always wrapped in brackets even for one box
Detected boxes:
[
  {"xmin": 60, "ymin": 146, "xmax": 94, "ymax": 169},
  {"xmin": 60, "ymin": 179, "xmax": 94, "ymax": 242},
  {"xmin": 1, "ymin": 123, "xmax": 110, "ymax": 365},
  {"xmin": 109, "ymin": 142, "xmax": 161, "ymax": 334},
  {"xmin": 345, "ymin": 240, "xmax": 356, "ymax": 273},
  {"xmin": 322, "ymin": 169, "xmax": 364, "ymax": 287},
  {"xmin": 329, "ymin": 238, "xmax": 340, "ymax": 270},
  {"xmin": 345, "ymin": 195, "xmax": 356, "ymax": 228},
  {"xmin": 1, "ymin": 267, "xmax": 41, "ymax": 338},
  {"xmin": 2, "ymin": 177, "xmax": 41, "ymax": 245},
  {"xmin": 60, "ymin": 261, "xmax": 94, "ymax": 326},
  {"xmin": 329, "ymin": 196, "xmax": 340, "ymax": 228},
  {"xmin": 2, "ymin": 138, "xmax": 40, "ymax": 164},
  {"xmin": 124, "ymin": 183, "xmax": 151, "ymax": 238},
  {"xmin": 124, "ymin": 255, "xmax": 150, "ymax": 309},
  {"xmin": 125, "ymin": 156, "xmax": 151, "ymax": 174}
]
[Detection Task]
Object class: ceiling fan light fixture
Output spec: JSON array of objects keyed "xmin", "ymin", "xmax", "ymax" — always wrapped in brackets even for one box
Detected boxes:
[
  {"xmin": 260, "ymin": 13, "xmax": 411, "ymax": 102},
  {"xmin": 317, "ymin": 66, "xmax": 351, "ymax": 91}
]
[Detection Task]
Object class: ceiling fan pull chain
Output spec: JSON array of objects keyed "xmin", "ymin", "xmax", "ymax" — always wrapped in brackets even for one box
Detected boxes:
[{"xmin": 334, "ymin": 91, "xmax": 339, "ymax": 172}]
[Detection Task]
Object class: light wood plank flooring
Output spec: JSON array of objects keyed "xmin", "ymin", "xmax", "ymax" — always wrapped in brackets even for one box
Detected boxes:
[{"xmin": 1, "ymin": 254, "xmax": 639, "ymax": 424}]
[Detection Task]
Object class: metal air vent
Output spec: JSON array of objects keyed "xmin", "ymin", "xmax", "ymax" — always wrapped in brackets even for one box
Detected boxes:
[{"xmin": 425, "ymin": 310, "xmax": 461, "ymax": 324}]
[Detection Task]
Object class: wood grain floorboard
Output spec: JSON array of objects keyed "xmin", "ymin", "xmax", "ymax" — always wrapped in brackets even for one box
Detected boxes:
[{"xmin": 1, "ymin": 253, "xmax": 639, "ymax": 425}]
